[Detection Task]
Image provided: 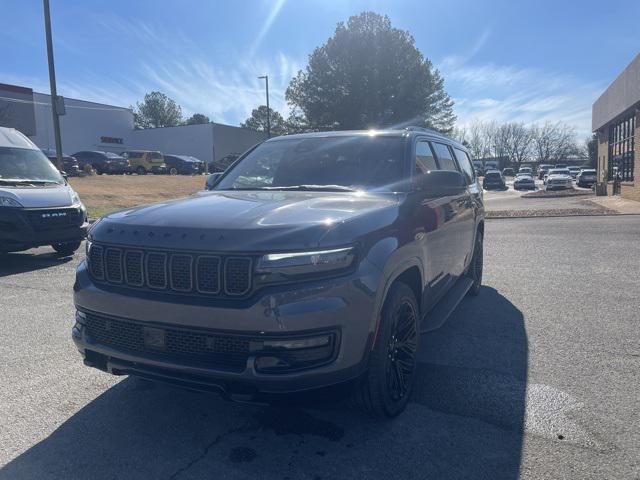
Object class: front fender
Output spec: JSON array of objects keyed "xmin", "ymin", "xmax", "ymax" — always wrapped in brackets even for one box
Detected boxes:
[{"xmin": 363, "ymin": 237, "xmax": 424, "ymax": 341}]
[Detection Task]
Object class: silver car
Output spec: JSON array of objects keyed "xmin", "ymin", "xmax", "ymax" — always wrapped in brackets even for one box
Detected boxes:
[{"xmin": 546, "ymin": 168, "xmax": 573, "ymax": 190}]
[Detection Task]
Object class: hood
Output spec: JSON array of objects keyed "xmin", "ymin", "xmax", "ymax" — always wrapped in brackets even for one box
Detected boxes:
[
  {"xmin": 0, "ymin": 183, "xmax": 76, "ymax": 208},
  {"xmin": 91, "ymin": 190, "xmax": 400, "ymax": 252}
]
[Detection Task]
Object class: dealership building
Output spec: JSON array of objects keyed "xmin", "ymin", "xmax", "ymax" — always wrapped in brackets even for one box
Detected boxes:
[
  {"xmin": 0, "ymin": 82, "xmax": 266, "ymax": 164},
  {"xmin": 592, "ymin": 53, "xmax": 640, "ymax": 201}
]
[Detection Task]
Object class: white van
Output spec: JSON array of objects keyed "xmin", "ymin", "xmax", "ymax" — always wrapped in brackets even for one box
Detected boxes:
[{"xmin": 0, "ymin": 127, "xmax": 88, "ymax": 255}]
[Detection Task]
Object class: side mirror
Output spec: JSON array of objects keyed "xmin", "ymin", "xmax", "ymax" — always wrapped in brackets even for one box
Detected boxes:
[
  {"xmin": 416, "ymin": 170, "xmax": 466, "ymax": 197},
  {"xmin": 204, "ymin": 172, "xmax": 222, "ymax": 190},
  {"xmin": 61, "ymin": 171, "xmax": 68, "ymax": 180}
]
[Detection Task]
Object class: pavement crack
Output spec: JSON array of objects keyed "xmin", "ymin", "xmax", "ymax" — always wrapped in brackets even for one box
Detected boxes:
[{"xmin": 167, "ymin": 421, "xmax": 257, "ymax": 480}]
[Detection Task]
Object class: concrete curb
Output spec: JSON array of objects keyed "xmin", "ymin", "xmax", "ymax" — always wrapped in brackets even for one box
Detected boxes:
[{"xmin": 486, "ymin": 212, "xmax": 640, "ymax": 220}]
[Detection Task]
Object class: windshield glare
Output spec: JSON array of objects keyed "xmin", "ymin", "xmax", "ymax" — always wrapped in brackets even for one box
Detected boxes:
[
  {"xmin": 0, "ymin": 147, "xmax": 64, "ymax": 184},
  {"xmin": 216, "ymin": 136, "xmax": 407, "ymax": 191}
]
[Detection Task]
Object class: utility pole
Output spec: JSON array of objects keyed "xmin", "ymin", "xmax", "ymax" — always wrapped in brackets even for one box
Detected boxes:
[
  {"xmin": 43, "ymin": 0, "xmax": 64, "ymax": 171},
  {"xmin": 258, "ymin": 75, "xmax": 270, "ymax": 138}
]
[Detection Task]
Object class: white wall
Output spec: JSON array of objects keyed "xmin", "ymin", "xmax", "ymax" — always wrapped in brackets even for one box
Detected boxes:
[
  {"xmin": 30, "ymin": 93, "xmax": 133, "ymax": 155},
  {"xmin": 212, "ymin": 123, "xmax": 266, "ymax": 161},
  {"xmin": 129, "ymin": 123, "xmax": 215, "ymax": 163},
  {"xmin": 129, "ymin": 123, "xmax": 267, "ymax": 164}
]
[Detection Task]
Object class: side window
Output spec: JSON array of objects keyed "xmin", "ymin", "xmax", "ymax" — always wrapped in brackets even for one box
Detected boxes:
[
  {"xmin": 414, "ymin": 140, "xmax": 438, "ymax": 175},
  {"xmin": 454, "ymin": 148, "xmax": 476, "ymax": 184},
  {"xmin": 431, "ymin": 142, "xmax": 459, "ymax": 172},
  {"xmin": 151, "ymin": 152, "xmax": 162, "ymax": 160}
]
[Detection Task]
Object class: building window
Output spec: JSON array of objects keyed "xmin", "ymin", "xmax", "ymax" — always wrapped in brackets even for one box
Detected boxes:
[{"xmin": 608, "ymin": 113, "xmax": 635, "ymax": 181}]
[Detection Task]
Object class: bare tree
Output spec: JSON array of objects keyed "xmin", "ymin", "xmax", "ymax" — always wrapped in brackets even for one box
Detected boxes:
[
  {"xmin": 504, "ymin": 122, "xmax": 533, "ymax": 169},
  {"xmin": 531, "ymin": 121, "xmax": 578, "ymax": 163}
]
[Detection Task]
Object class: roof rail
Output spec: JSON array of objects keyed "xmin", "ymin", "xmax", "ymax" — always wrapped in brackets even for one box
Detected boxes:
[{"xmin": 398, "ymin": 126, "xmax": 442, "ymax": 135}]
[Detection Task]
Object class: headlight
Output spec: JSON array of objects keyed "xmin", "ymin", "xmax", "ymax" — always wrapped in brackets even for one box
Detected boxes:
[
  {"xmin": 256, "ymin": 247, "xmax": 355, "ymax": 277},
  {"xmin": 0, "ymin": 196, "xmax": 23, "ymax": 207},
  {"xmin": 70, "ymin": 190, "xmax": 81, "ymax": 205}
]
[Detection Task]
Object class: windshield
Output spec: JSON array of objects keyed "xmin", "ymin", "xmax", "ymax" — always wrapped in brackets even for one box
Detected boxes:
[
  {"xmin": 216, "ymin": 135, "xmax": 407, "ymax": 191},
  {"xmin": 486, "ymin": 172, "xmax": 501, "ymax": 178},
  {"xmin": 0, "ymin": 147, "xmax": 65, "ymax": 184},
  {"xmin": 105, "ymin": 152, "xmax": 124, "ymax": 159}
]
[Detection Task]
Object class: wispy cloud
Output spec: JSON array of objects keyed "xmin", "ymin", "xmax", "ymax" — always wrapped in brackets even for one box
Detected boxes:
[
  {"xmin": 2, "ymin": 14, "xmax": 303, "ymax": 125},
  {"xmin": 249, "ymin": 0, "xmax": 287, "ymax": 58},
  {"xmin": 440, "ymin": 32, "xmax": 605, "ymax": 137}
]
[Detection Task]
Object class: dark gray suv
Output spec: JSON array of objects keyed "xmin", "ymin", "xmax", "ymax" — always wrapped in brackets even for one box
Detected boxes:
[{"xmin": 73, "ymin": 128, "xmax": 484, "ymax": 417}]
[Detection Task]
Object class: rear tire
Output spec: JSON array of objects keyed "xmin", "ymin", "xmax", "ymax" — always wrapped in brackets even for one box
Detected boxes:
[
  {"xmin": 52, "ymin": 241, "xmax": 82, "ymax": 256},
  {"xmin": 136, "ymin": 166, "xmax": 146, "ymax": 175},
  {"xmin": 351, "ymin": 282, "xmax": 420, "ymax": 418},
  {"xmin": 465, "ymin": 232, "xmax": 483, "ymax": 296}
]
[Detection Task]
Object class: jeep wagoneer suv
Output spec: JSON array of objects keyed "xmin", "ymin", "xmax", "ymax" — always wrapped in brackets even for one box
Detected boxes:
[{"xmin": 73, "ymin": 127, "xmax": 485, "ymax": 417}]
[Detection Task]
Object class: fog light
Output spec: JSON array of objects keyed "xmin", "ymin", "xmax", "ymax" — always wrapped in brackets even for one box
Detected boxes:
[
  {"xmin": 255, "ymin": 356, "xmax": 291, "ymax": 370},
  {"xmin": 251, "ymin": 335, "xmax": 331, "ymax": 351},
  {"xmin": 75, "ymin": 310, "xmax": 87, "ymax": 325},
  {"xmin": 252, "ymin": 332, "xmax": 337, "ymax": 373}
]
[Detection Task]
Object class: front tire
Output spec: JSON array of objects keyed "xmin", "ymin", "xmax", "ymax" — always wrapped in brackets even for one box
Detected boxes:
[
  {"xmin": 136, "ymin": 166, "xmax": 146, "ymax": 175},
  {"xmin": 351, "ymin": 282, "xmax": 420, "ymax": 418},
  {"xmin": 169, "ymin": 167, "xmax": 178, "ymax": 175},
  {"xmin": 465, "ymin": 232, "xmax": 483, "ymax": 296},
  {"xmin": 52, "ymin": 241, "xmax": 82, "ymax": 256}
]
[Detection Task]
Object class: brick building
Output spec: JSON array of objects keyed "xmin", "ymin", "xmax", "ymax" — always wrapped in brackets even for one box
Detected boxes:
[{"xmin": 592, "ymin": 53, "xmax": 640, "ymax": 201}]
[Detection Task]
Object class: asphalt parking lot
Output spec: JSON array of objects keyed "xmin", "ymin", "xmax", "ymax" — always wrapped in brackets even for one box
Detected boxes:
[
  {"xmin": 483, "ymin": 178, "xmax": 597, "ymax": 212},
  {"xmin": 1, "ymin": 215, "xmax": 639, "ymax": 479}
]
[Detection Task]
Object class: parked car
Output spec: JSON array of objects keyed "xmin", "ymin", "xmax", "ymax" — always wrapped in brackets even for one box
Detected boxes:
[
  {"xmin": 567, "ymin": 166, "xmax": 581, "ymax": 179},
  {"xmin": 0, "ymin": 127, "xmax": 88, "ymax": 255},
  {"xmin": 576, "ymin": 168, "xmax": 597, "ymax": 188},
  {"xmin": 122, "ymin": 150, "xmax": 167, "ymax": 175},
  {"xmin": 163, "ymin": 154, "xmax": 205, "ymax": 175},
  {"xmin": 545, "ymin": 168, "xmax": 573, "ymax": 190},
  {"xmin": 538, "ymin": 164, "xmax": 553, "ymax": 180},
  {"xmin": 73, "ymin": 150, "xmax": 129, "ymax": 175},
  {"xmin": 483, "ymin": 170, "xmax": 506, "ymax": 189},
  {"xmin": 208, "ymin": 153, "xmax": 240, "ymax": 173},
  {"xmin": 513, "ymin": 173, "xmax": 535, "ymax": 190},
  {"xmin": 74, "ymin": 128, "xmax": 485, "ymax": 418},
  {"xmin": 42, "ymin": 148, "xmax": 81, "ymax": 177},
  {"xmin": 518, "ymin": 166, "xmax": 533, "ymax": 176},
  {"xmin": 502, "ymin": 167, "xmax": 515, "ymax": 177}
]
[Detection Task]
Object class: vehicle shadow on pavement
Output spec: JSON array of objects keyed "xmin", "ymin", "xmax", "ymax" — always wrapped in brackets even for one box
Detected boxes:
[
  {"xmin": 0, "ymin": 251, "xmax": 75, "ymax": 278},
  {"xmin": 0, "ymin": 286, "xmax": 527, "ymax": 480}
]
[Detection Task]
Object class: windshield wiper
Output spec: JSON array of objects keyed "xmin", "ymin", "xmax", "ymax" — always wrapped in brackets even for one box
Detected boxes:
[
  {"xmin": 0, "ymin": 179, "xmax": 61, "ymax": 186},
  {"xmin": 222, "ymin": 185, "xmax": 356, "ymax": 192}
]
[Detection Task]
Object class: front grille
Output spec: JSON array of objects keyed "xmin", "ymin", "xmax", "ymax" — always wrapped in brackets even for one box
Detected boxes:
[
  {"xmin": 83, "ymin": 313, "xmax": 250, "ymax": 371},
  {"xmin": 26, "ymin": 207, "xmax": 83, "ymax": 231},
  {"xmin": 88, "ymin": 243, "xmax": 253, "ymax": 298}
]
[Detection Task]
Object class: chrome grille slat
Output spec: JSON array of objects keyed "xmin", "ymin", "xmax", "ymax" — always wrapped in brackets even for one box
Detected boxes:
[
  {"xmin": 88, "ymin": 244, "xmax": 252, "ymax": 298},
  {"xmin": 224, "ymin": 257, "xmax": 252, "ymax": 296},
  {"xmin": 105, "ymin": 248, "xmax": 123, "ymax": 283},
  {"xmin": 170, "ymin": 254, "xmax": 193, "ymax": 292},
  {"xmin": 124, "ymin": 250, "xmax": 144, "ymax": 286},
  {"xmin": 196, "ymin": 256, "xmax": 221, "ymax": 294},
  {"xmin": 146, "ymin": 252, "xmax": 167, "ymax": 289},
  {"xmin": 88, "ymin": 245, "xmax": 104, "ymax": 280}
]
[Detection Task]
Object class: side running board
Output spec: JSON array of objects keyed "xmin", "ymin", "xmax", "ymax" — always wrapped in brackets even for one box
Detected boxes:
[{"xmin": 420, "ymin": 277, "xmax": 473, "ymax": 333}]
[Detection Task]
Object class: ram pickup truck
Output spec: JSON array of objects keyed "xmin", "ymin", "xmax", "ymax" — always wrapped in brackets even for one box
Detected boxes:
[{"xmin": 73, "ymin": 127, "xmax": 485, "ymax": 417}]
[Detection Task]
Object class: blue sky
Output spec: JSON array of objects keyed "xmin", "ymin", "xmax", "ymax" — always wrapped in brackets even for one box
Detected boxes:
[{"xmin": 2, "ymin": 0, "xmax": 639, "ymax": 137}]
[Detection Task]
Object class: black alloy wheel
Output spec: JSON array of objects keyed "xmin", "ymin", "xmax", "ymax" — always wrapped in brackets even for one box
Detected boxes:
[
  {"xmin": 385, "ymin": 301, "xmax": 419, "ymax": 402},
  {"xmin": 466, "ymin": 233, "xmax": 483, "ymax": 296},
  {"xmin": 52, "ymin": 241, "xmax": 82, "ymax": 257},
  {"xmin": 351, "ymin": 282, "xmax": 420, "ymax": 417}
]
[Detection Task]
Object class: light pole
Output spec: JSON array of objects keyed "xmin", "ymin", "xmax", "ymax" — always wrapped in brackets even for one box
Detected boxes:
[
  {"xmin": 258, "ymin": 75, "xmax": 270, "ymax": 138},
  {"xmin": 43, "ymin": 0, "xmax": 64, "ymax": 172}
]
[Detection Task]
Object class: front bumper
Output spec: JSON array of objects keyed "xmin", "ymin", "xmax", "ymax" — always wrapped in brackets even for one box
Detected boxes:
[
  {"xmin": 0, "ymin": 206, "xmax": 88, "ymax": 252},
  {"xmin": 72, "ymin": 260, "xmax": 381, "ymax": 395}
]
